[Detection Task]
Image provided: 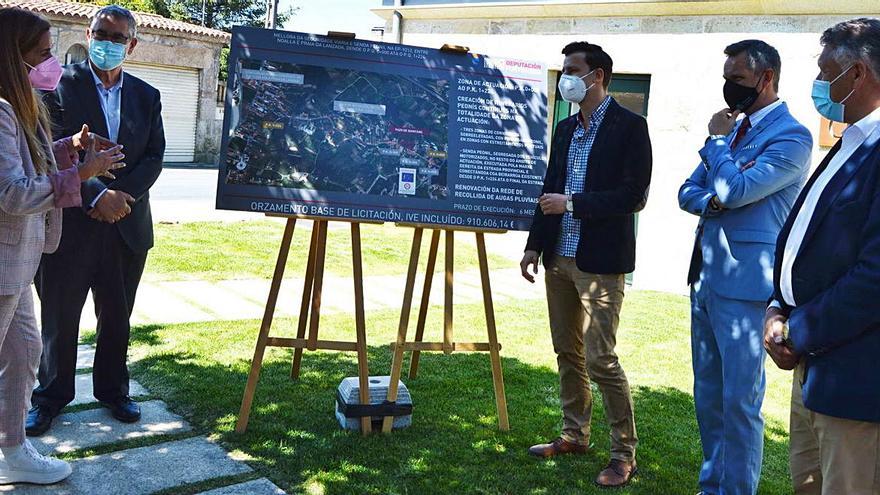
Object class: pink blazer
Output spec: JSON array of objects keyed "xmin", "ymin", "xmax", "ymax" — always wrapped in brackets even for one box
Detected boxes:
[{"xmin": 0, "ymin": 97, "xmax": 82, "ymax": 295}]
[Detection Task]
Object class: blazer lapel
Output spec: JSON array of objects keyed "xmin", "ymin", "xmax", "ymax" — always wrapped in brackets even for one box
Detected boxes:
[
  {"xmin": 800, "ymin": 125, "xmax": 880, "ymax": 249},
  {"xmin": 554, "ymin": 116, "xmax": 576, "ymax": 191},
  {"xmin": 585, "ymin": 99, "xmax": 618, "ymax": 188},
  {"xmin": 72, "ymin": 62, "xmax": 110, "ymax": 139},
  {"xmin": 773, "ymin": 140, "xmax": 842, "ymax": 293},
  {"xmin": 117, "ymin": 76, "xmax": 135, "ymax": 147},
  {"xmin": 734, "ymin": 102, "xmax": 788, "ymax": 152}
]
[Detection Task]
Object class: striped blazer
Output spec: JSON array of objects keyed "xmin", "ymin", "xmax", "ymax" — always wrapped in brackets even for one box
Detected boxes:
[{"xmin": 0, "ymin": 98, "xmax": 81, "ymax": 295}]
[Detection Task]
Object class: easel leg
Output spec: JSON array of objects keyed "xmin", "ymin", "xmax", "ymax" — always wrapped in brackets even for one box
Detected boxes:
[
  {"xmin": 350, "ymin": 223, "xmax": 372, "ymax": 434},
  {"xmin": 476, "ymin": 233, "xmax": 510, "ymax": 431},
  {"xmin": 236, "ymin": 218, "xmax": 296, "ymax": 434},
  {"xmin": 307, "ymin": 220, "xmax": 329, "ymax": 351},
  {"xmin": 443, "ymin": 230, "xmax": 454, "ymax": 355},
  {"xmin": 291, "ymin": 225, "xmax": 320, "ymax": 379},
  {"xmin": 409, "ymin": 229, "xmax": 440, "ymax": 379},
  {"xmin": 383, "ymin": 227, "xmax": 424, "ymax": 433}
]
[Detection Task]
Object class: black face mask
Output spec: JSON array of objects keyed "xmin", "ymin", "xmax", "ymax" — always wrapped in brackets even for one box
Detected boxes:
[{"xmin": 723, "ymin": 78, "xmax": 762, "ymax": 112}]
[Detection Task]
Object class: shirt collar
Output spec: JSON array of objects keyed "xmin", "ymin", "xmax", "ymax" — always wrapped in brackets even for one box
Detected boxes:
[
  {"xmin": 89, "ymin": 62, "xmax": 124, "ymax": 91},
  {"xmin": 845, "ymin": 104, "xmax": 880, "ymax": 142},
  {"xmin": 576, "ymin": 95, "xmax": 612, "ymax": 129},
  {"xmin": 745, "ymin": 99, "xmax": 783, "ymax": 127}
]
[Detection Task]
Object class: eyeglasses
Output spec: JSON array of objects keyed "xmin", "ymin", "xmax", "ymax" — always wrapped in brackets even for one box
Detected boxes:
[{"xmin": 91, "ymin": 29, "xmax": 130, "ymax": 45}]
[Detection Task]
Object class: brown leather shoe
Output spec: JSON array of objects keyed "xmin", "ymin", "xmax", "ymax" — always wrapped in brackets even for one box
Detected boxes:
[
  {"xmin": 527, "ymin": 437, "xmax": 588, "ymax": 458},
  {"xmin": 595, "ymin": 459, "xmax": 637, "ymax": 487}
]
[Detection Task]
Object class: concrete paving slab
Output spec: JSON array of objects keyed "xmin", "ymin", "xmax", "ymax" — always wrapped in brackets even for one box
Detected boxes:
[
  {"xmin": 1, "ymin": 436, "xmax": 251, "ymax": 494},
  {"xmin": 30, "ymin": 268, "xmax": 544, "ymax": 331},
  {"xmin": 32, "ymin": 400, "xmax": 191, "ymax": 455},
  {"xmin": 197, "ymin": 478, "xmax": 286, "ymax": 495},
  {"xmin": 215, "ymin": 279, "xmax": 275, "ymax": 308},
  {"xmin": 71, "ymin": 374, "xmax": 148, "ymax": 406},
  {"xmin": 75, "ymin": 346, "xmax": 95, "ymax": 370},
  {"xmin": 130, "ymin": 283, "xmax": 216, "ymax": 326},
  {"xmin": 166, "ymin": 282, "xmax": 265, "ymax": 321}
]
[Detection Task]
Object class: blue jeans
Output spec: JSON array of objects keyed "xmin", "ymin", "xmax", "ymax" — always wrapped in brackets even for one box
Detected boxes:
[{"xmin": 691, "ymin": 280, "xmax": 766, "ymax": 495}]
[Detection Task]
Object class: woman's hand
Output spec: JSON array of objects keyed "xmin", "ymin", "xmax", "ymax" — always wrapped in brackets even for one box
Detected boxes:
[
  {"xmin": 77, "ymin": 139, "xmax": 125, "ymax": 181},
  {"xmin": 70, "ymin": 124, "xmax": 116, "ymax": 152}
]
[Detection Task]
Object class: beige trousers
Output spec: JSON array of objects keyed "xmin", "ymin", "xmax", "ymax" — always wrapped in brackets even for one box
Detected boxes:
[
  {"xmin": 544, "ymin": 256, "xmax": 637, "ymax": 462},
  {"xmin": 790, "ymin": 363, "xmax": 880, "ymax": 495},
  {"xmin": 0, "ymin": 287, "xmax": 41, "ymax": 447}
]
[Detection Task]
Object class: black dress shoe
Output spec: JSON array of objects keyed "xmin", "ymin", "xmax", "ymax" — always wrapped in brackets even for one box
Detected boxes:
[
  {"xmin": 25, "ymin": 405, "xmax": 58, "ymax": 437},
  {"xmin": 100, "ymin": 396, "xmax": 141, "ymax": 423}
]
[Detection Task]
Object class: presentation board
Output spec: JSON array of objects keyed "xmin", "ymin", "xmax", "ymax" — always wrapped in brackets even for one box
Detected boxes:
[{"xmin": 216, "ymin": 27, "xmax": 549, "ymax": 231}]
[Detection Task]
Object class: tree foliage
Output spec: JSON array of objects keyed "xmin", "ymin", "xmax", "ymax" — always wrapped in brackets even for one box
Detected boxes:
[
  {"xmin": 79, "ymin": 0, "xmax": 295, "ymax": 32},
  {"xmin": 79, "ymin": 0, "xmax": 171, "ymax": 18}
]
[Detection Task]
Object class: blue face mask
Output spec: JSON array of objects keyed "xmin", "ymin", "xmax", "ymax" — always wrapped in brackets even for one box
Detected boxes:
[
  {"xmin": 812, "ymin": 65, "xmax": 856, "ymax": 123},
  {"xmin": 89, "ymin": 39, "xmax": 127, "ymax": 71}
]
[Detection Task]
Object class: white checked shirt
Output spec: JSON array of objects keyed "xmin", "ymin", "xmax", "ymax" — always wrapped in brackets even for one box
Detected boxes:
[
  {"xmin": 556, "ymin": 95, "xmax": 611, "ymax": 257},
  {"xmin": 775, "ymin": 105, "xmax": 880, "ymax": 307}
]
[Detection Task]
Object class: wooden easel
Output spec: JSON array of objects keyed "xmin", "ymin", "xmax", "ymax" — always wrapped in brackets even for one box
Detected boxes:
[
  {"xmin": 236, "ymin": 215, "xmax": 375, "ymax": 435},
  {"xmin": 381, "ymin": 225, "xmax": 510, "ymax": 433}
]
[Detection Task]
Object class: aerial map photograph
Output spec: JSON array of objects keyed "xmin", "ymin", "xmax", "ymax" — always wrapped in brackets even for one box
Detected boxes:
[{"xmin": 224, "ymin": 59, "xmax": 450, "ymax": 200}]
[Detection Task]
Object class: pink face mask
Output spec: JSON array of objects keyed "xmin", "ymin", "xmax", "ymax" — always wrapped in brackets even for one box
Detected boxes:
[{"xmin": 25, "ymin": 56, "xmax": 63, "ymax": 91}]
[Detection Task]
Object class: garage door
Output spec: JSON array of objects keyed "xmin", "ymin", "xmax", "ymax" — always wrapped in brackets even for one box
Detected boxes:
[{"xmin": 125, "ymin": 63, "xmax": 200, "ymax": 163}]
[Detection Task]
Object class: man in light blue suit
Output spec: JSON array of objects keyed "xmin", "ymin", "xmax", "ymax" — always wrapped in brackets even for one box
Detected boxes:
[{"xmin": 678, "ymin": 40, "xmax": 812, "ymax": 495}]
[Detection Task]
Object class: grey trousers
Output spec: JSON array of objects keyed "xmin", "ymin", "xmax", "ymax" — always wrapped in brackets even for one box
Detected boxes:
[{"xmin": 0, "ymin": 286, "xmax": 40, "ymax": 447}]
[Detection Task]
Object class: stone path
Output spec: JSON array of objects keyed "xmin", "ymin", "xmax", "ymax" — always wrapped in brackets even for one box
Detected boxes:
[
  {"xmin": 70, "ymin": 374, "xmax": 148, "ymax": 407},
  {"xmin": 33, "ymin": 267, "xmax": 547, "ymax": 330},
  {"xmin": 0, "ymin": 344, "xmax": 286, "ymax": 494},
  {"xmin": 125, "ymin": 267, "xmax": 545, "ymax": 328}
]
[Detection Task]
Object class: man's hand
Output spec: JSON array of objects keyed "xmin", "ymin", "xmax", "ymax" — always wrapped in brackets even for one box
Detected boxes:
[
  {"xmin": 71, "ymin": 124, "xmax": 117, "ymax": 152},
  {"xmin": 538, "ymin": 193, "xmax": 567, "ymax": 215},
  {"xmin": 708, "ymin": 108, "xmax": 740, "ymax": 136},
  {"xmin": 763, "ymin": 306, "xmax": 799, "ymax": 370},
  {"xmin": 90, "ymin": 190, "xmax": 135, "ymax": 223},
  {"xmin": 78, "ymin": 139, "xmax": 125, "ymax": 181},
  {"xmin": 520, "ymin": 250, "xmax": 540, "ymax": 283}
]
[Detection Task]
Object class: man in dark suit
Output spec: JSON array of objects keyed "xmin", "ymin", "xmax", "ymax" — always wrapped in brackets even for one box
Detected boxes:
[
  {"xmin": 519, "ymin": 41, "xmax": 651, "ymax": 488},
  {"xmin": 27, "ymin": 5, "xmax": 164, "ymax": 435},
  {"xmin": 764, "ymin": 18, "xmax": 880, "ymax": 494}
]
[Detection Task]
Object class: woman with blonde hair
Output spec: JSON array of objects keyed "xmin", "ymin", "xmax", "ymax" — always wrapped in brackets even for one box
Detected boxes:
[{"xmin": 0, "ymin": 7, "xmax": 125, "ymax": 485}]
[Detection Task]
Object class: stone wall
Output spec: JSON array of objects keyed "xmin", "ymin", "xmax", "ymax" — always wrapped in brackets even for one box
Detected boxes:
[
  {"xmin": 399, "ymin": 15, "xmax": 873, "ymax": 36},
  {"xmin": 48, "ymin": 17, "xmax": 225, "ymax": 163}
]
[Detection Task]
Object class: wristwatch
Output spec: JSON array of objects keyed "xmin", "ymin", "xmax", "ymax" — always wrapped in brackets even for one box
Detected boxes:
[{"xmin": 565, "ymin": 195, "xmax": 574, "ymax": 212}]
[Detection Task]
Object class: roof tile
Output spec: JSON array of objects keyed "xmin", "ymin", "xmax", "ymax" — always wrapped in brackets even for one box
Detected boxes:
[{"xmin": 0, "ymin": 0, "xmax": 231, "ymax": 41}]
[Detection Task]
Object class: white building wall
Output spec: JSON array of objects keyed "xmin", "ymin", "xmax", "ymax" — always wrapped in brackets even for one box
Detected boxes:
[{"xmin": 397, "ymin": 15, "xmax": 872, "ymax": 294}]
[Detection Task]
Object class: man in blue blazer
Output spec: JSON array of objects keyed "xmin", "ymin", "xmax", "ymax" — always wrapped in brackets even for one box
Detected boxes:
[
  {"xmin": 678, "ymin": 40, "xmax": 812, "ymax": 495},
  {"xmin": 764, "ymin": 18, "xmax": 880, "ymax": 494}
]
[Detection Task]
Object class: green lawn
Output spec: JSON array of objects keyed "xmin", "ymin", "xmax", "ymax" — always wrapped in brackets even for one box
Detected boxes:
[
  {"xmin": 113, "ymin": 291, "xmax": 794, "ymax": 495},
  {"xmin": 146, "ymin": 220, "xmax": 511, "ymax": 282}
]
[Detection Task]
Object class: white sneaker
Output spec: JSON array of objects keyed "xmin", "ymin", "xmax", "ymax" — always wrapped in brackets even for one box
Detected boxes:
[{"xmin": 0, "ymin": 440, "xmax": 72, "ymax": 485}]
